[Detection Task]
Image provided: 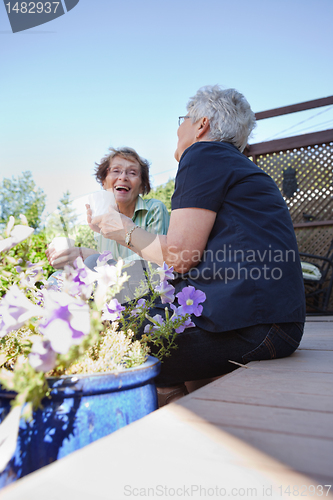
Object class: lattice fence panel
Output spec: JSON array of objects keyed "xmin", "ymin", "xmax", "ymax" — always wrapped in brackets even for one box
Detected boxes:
[
  {"xmin": 294, "ymin": 225, "xmax": 333, "ymax": 258},
  {"xmin": 255, "ymin": 142, "xmax": 333, "ymax": 223},
  {"xmin": 295, "ymin": 224, "xmax": 333, "ymax": 312}
]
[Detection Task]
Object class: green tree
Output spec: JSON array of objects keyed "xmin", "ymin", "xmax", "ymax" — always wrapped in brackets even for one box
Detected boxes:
[
  {"xmin": 75, "ymin": 225, "xmax": 98, "ymax": 250},
  {"xmin": 144, "ymin": 179, "xmax": 175, "ymax": 213},
  {"xmin": 0, "ymin": 171, "xmax": 46, "ymax": 230},
  {"xmin": 45, "ymin": 191, "xmax": 79, "ymax": 241}
]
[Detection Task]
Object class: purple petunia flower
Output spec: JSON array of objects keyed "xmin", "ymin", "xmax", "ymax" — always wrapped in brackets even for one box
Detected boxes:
[
  {"xmin": 176, "ymin": 286, "xmax": 206, "ymax": 317},
  {"xmin": 102, "ymin": 298, "xmax": 125, "ymax": 322},
  {"xmin": 39, "ymin": 290, "xmax": 90, "ymax": 354},
  {"xmin": 144, "ymin": 314, "xmax": 165, "ymax": 334},
  {"xmin": 170, "ymin": 304, "xmax": 195, "ymax": 333},
  {"xmin": 155, "ymin": 280, "xmax": 175, "ymax": 304},
  {"xmin": 28, "ymin": 339, "xmax": 57, "ymax": 372},
  {"xmin": 71, "ymin": 266, "xmax": 94, "ymax": 298},
  {"xmin": 156, "ymin": 262, "xmax": 175, "ymax": 282},
  {"xmin": 175, "ymin": 316, "xmax": 195, "ymax": 334},
  {"xmin": 0, "ymin": 223, "xmax": 34, "ymax": 253},
  {"xmin": 93, "ymin": 261, "xmax": 121, "ymax": 308},
  {"xmin": 41, "ymin": 320, "xmax": 82, "ymax": 354},
  {"xmin": 60, "ymin": 257, "xmax": 96, "ymax": 300},
  {"xmin": 96, "ymin": 251, "xmax": 114, "ymax": 267},
  {"xmin": 0, "ymin": 285, "xmax": 44, "ymax": 337},
  {"xmin": 20, "ymin": 266, "xmax": 45, "ymax": 291},
  {"xmin": 130, "ymin": 298, "xmax": 147, "ymax": 317}
]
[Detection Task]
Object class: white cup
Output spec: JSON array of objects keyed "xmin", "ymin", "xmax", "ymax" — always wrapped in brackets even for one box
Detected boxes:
[
  {"xmin": 49, "ymin": 237, "xmax": 75, "ymax": 252},
  {"xmin": 87, "ymin": 190, "xmax": 116, "ymax": 218}
]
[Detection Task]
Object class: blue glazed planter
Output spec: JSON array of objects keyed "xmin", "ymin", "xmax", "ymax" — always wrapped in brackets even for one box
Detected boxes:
[{"xmin": 0, "ymin": 355, "xmax": 160, "ymax": 488}]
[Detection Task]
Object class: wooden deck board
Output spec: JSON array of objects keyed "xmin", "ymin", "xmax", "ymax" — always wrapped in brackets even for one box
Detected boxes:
[
  {"xmin": 243, "ymin": 349, "xmax": 333, "ymax": 372},
  {"xmin": 179, "ymin": 399, "xmax": 333, "ymax": 439},
  {"xmin": 1, "ymin": 405, "xmax": 332, "ymax": 500},
  {"xmin": 305, "ymin": 315, "xmax": 333, "ymax": 322},
  {"xmin": 210, "ymin": 425, "xmax": 333, "ymax": 480},
  {"xmin": 298, "ymin": 327, "xmax": 333, "ymax": 350},
  {"xmin": 195, "ymin": 370, "xmax": 333, "ymax": 411},
  {"xmin": 0, "ymin": 318, "xmax": 332, "ymax": 499}
]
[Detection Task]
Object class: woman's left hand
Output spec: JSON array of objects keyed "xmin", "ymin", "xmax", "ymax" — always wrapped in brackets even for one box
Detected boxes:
[{"xmin": 46, "ymin": 245, "xmax": 80, "ymax": 269}]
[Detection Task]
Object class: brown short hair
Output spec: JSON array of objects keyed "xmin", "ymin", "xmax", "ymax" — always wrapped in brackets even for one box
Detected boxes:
[{"xmin": 94, "ymin": 147, "xmax": 151, "ymax": 195}]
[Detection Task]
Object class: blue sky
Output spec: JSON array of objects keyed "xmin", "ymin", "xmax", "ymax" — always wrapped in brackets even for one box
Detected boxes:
[{"xmin": 1, "ymin": 0, "xmax": 332, "ymax": 222}]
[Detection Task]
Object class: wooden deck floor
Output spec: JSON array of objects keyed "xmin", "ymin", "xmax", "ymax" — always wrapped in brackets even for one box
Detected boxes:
[{"xmin": 1, "ymin": 317, "xmax": 332, "ymax": 499}]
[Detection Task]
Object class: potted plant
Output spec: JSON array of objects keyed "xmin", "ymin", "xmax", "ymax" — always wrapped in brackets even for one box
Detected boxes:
[{"xmin": 0, "ymin": 216, "xmax": 206, "ymax": 487}]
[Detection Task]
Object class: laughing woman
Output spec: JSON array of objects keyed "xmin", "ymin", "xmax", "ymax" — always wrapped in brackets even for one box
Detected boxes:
[
  {"xmin": 93, "ymin": 147, "xmax": 169, "ymax": 263},
  {"xmin": 46, "ymin": 147, "xmax": 170, "ymax": 269}
]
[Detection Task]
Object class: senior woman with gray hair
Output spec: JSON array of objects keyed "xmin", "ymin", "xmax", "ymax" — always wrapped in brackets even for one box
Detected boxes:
[{"xmin": 88, "ymin": 85, "xmax": 306, "ymax": 406}]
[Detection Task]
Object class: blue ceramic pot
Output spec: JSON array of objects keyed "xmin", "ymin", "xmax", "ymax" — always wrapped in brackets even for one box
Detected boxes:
[{"xmin": 0, "ymin": 355, "xmax": 160, "ymax": 488}]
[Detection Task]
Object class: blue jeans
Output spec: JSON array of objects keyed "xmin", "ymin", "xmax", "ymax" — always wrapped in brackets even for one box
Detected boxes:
[{"xmin": 148, "ymin": 321, "xmax": 304, "ymax": 386}]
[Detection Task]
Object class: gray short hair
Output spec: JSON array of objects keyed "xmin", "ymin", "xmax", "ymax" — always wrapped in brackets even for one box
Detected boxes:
[{"xmin": 187, "ymin": 85, "xmax": 256, "ymax": 152}]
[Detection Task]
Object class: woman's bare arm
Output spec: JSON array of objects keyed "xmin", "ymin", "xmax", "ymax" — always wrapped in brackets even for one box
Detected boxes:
[{"xmin": 88, "ymin": 205, "xmax": 216, "ymax": 273}]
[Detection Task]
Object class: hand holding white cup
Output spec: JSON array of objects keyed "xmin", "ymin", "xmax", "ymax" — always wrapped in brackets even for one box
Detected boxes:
[
  {"xmin": 86, "ymin": 202, "xmax": 126, "ymax": 240},
  {"xmin": 87, "ymin": 190, "xmax": 124, "ymax": 237},
  {"xmin": 47, "ymin": 237, "xmax": 76, "ymax": 269},
  {"xmin": 49, "ymin": 237, "xmax": 75, "ymax": 253},
  {"xmin": 87, "ymin": 190, "xmax": 117, "ymax": 218}
]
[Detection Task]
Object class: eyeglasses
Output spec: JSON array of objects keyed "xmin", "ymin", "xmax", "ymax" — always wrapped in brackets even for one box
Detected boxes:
[
  {"xmin": 178, "ymin": 115, "xmax": 190, "ymax": 126},
  {"xmin": 108, "ymin": 167, "xmax": 140, "ymax": 178}
]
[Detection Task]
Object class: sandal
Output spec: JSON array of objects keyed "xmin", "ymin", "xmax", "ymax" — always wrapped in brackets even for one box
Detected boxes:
[{"xmin": 156, "ymin": 384, "xmax": 189, "ymax": 407}]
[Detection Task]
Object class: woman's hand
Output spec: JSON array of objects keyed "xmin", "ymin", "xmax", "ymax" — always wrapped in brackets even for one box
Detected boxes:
[
  {"xmin": 87, "ymin": 203, "xmax": 133, "ymax": 243},
  {"xmin": 46, "ymin": 244, "xmax": 96, "ymax": 269},
  {"xmin": 86, "ymin": 204, "xmax": 101, "ymax": 234},
  {"xmin": 46, "ymin": 246, "xmax": 81, "ymax": 269}
]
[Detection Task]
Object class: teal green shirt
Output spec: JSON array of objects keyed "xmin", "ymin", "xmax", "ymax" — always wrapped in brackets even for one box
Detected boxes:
[{"xmin": 96, "ymin": 197, "xmax": 169, "ymax": 263}]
